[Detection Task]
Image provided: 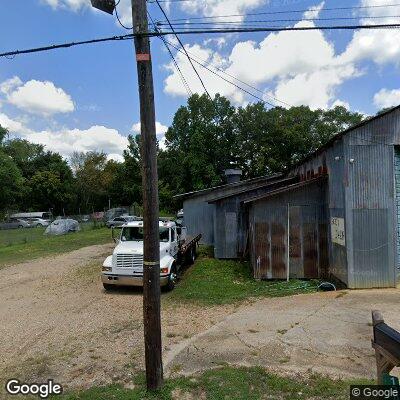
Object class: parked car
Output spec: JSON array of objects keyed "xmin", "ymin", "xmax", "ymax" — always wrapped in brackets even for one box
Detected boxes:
[
  {"xmin": 0, "ymin": 218, "xmax": 30, "ymax": 230},
  {"xmin": 28, "ymin": 218, "xmax": 50, "ymax": 227},
  {"xmin": 80, "ymin": 215, "xmax": 91, "ymax": 223},
  {"xmin": 106, "ymin": 216, "xmax": 139, "ymax": 228},
  {"xmin": 44, "ymin": 219, "xmax": 80, "ymax": 235}
]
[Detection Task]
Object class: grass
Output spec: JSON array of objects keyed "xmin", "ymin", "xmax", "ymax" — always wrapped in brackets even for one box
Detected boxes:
[
  {"xmin": 166, "ymin": 248, "xmax": 318, "ymax": 305},
  {"xmin": 58, "ymin": 366, "xmax": 372, "ymax": 400},
  {"xmin": 0, "ymin": 224, "xmax": 112, "ymax": 267}
]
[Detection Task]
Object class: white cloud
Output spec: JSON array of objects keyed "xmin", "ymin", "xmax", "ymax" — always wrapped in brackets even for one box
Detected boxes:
[
  {"xmin": 0, "ymin": 113, "xmax": 28, "ymax": 134},
  {"xmin": 181, "ymin": 0, "xmax": 268, "ymax": 21},
  {"xmin": 0, "ymin": 112, "xmax": 128, "ymax": 158},
  {"xmin": 132, "ymin": 121, "xmax": 168, "ymax": 135},
  {"xmin": 338, "ymin": 0, "xmax": 400, "ymax": 65},
  {"xmin": 226, "ymin": 20, "xmax": 336, "ymax": 85},
  {"xmin": 163, "ymin": 7, "xmax": 358, "ymax": 108},
  {"xmin": 7, "ymin": 79, "xmax": 75, "ymax": 116},
  {"xmin": 132, "ymin": 121, "xmax": 169, "ymax": 149},
  {"xmin": 41, "ymin": 0, "xmax": 88, "ymax": 11},
  {"xmin": 0, "ymin": 76, "xmax": 22, "ymax": 95},
  {"xmin": 107, "ymin": 153, "xmax": 125, "ymax": 162},
  {"xmin": 303, "ymin": 1, "xmax": 325, "ymax": 19},
  {"xmin": 269, "ymin": 65, "xmax": 358, "ymax": 110},
  {"xmin": 331, "ymin": 99, "xmax": 350, "ymax": 110},
  {"xmin": 374, "ymin": 88, "xmax": 400, "ymax": 109},
  {"xmin": 164, "ymin": 43, "xmax": 248, "ymax": 103}
]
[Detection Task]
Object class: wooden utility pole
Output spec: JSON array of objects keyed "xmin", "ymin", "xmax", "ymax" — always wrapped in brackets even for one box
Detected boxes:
[{"xmin": 131, "ymin": 0, "xmax": 163, "ymax": 390}]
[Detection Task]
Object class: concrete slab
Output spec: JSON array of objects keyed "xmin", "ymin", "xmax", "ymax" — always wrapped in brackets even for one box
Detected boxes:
[{"xmin": 165, "ymin": 289, "xmax": 400, "ymax": 380}]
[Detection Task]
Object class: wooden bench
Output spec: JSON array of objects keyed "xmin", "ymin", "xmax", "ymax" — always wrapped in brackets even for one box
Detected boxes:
[{"xmin": 371, "ymin": 310, "xmax": 400, "ymax": 384}]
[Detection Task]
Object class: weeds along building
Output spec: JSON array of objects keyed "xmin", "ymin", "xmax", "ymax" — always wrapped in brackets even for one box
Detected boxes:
[{"xmin": 176, "ymin": 106, "xmax": 400, "ymax": 288}]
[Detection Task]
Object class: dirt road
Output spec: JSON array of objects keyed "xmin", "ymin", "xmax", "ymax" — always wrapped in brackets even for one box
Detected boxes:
[
  {"xmin": 0, "ymin": 244, "xmax": 232, "ymax": 394},
  {"xmin": 1, "ymin": 245, "xmax": 399, "ymax": 396}
]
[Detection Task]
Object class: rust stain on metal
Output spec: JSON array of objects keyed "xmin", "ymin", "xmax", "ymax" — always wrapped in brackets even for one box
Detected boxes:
[
  {"xmin": 254, "ymin": 222, "xmax": 269, "ymax": 279},
  {"xmin": 303, "ymin": 222, "xmax": 319, "ymax": 278},
  {"xmin": 271, "ymin": 223, "xmax": 286, "ymax": 279}
]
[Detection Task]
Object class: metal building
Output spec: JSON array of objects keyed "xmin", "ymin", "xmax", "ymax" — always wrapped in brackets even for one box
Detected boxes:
[{"xmin": 178, "ymin": 106, "xmax": 400, "ymax": 288}]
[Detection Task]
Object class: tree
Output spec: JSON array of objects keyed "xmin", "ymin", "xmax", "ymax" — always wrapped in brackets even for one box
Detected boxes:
[
  {"xmin": 28, "ymin": 171, "xmax": 69, "ymax": 212},
  {"xmin": 0, "ymin": 152, "xmax": 24, "ymax": 212},
  {"xmin": 159, "ymin": 94, "xmax": 236, "ymax": 196},
  {"xmin": 71, "ymin": 151, "xmax": 109, "ymax": 212},
  {"xmin": 0, "ymin": 125, "xmax": 8, "ymax": 145},
  {"xmin": 159, "ymin": 96, "xmax": 365, "ymax": 200}
]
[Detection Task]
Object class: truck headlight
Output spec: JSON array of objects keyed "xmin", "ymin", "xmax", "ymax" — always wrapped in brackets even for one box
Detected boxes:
[
  {"xmin": 160, "ymin": 267, "xmax": 169, "ymax": 274},
  {"xmin": 102, "ymin": 266, "xmax": 112, "ymax": 272}
]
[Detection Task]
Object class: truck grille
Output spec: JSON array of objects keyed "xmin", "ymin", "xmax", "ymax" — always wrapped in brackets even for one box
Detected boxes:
[{"xmin": 116, "ymin": 254, "xmax": 143, "ymax": 271}]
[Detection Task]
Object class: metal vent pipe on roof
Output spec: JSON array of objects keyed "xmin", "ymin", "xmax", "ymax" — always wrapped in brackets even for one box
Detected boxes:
[{"xmin": 224, "ymin": 169, "xmax": 242, "ymax": 184}]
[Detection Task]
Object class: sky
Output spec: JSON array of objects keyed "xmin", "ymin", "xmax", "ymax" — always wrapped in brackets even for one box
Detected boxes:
[{"xmin": 0, "ymin": 0, "xmax": 399, "ymax": 161}]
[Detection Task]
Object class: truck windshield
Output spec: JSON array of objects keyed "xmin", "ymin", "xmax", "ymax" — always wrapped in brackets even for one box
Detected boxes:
[{"xmin": 121, "ymin": 227, "xmax": 170, "ymax": 242}]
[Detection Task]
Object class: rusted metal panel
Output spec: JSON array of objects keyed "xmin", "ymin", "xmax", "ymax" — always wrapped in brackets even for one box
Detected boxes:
[
  {"xmin": 318, "ymin": 223, "xmax": 329, "ymax": 279},
  {"xmin": 254, "ymin": 222, "xmax": 270, "ymax": 279},
  {"xmin": 271, "ymin": 222, "xmax": 286, "ymax": 279},
  {"xmin": 289, "ymin": 207, "xmax": 302, "ymax": 278},
  {"xmin": 303, "ymin": 222, "xmax": 319, "ymax": 278}
]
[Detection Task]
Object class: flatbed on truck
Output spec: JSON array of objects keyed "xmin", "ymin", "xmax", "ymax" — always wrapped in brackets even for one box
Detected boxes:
[{"xmin": 101, "ymin": 219, "xmax": 201, "ymax": 291}]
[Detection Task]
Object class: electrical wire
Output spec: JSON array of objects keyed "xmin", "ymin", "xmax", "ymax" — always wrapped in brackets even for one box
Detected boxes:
[
  {"xmin": 156, "ymin": 3, "xmax": 400, "ymax": 22},
  {"xmin": 163, "ymin": 38, "xmax": 291, "ymax": 108},
  {"xmin": 164, "ymin": 39, "xmax": 276, "ymax": 107},
  {"xmin": 148, "ymin": 12, "xmax": 193, "ymax": 97},
  {"xmin": 0, "ymin": 34, "xmax": 133, "ymax": 58},
  {"xmin": 115, "ymin": 0, "xmax": 133, "ymax": 30},
  {"xmin": 1, "ymin": 23, "xmax": 400, "ymax": 59},
  {"xmin": 154, "ymin": 0, "xmax": 213, "ymax": 100},
  {"xmin": 157, "ymin": 14, "xmax": 400, "ymax": 27},
  {"xmin": 147, "ymin": 23, "xmax": 400, "ymax": 35}
]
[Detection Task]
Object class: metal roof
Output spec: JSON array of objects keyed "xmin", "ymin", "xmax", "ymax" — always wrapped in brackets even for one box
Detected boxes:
[
  {"xmin": 243, "ymin": 175, "xmax": 328, "ymax": 204},
  {"xmin": 174, "ymin": 173, "xmax": 283, "ymax": 199},
  {"xmin": 207, "ymin": 175, "xmax": 297, "ymax": 203}
]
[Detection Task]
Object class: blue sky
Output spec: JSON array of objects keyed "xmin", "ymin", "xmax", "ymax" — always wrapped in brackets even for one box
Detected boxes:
[{"xmin": 0, "ymin": 0, "xmax": 399, "ymax": 160}]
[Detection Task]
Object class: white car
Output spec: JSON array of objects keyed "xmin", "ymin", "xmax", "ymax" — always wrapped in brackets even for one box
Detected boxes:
[
  {"xmin": 28, "ymin": 218, "xmax": 50, "ymax": 227},
  {"xmin": 44, "ymin": 219, "xmax": 80, "ymax": 235}
]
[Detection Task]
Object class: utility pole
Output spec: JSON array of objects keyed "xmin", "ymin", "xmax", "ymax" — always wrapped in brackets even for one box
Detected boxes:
[{"xmin": 131, "ymin": 0, "xmax": 163, "ymax": 390}]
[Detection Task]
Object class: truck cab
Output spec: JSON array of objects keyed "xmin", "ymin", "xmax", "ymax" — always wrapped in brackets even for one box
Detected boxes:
[{"xmin": 101, "ymin": 220, "xmax": 182, "ymax": 291}]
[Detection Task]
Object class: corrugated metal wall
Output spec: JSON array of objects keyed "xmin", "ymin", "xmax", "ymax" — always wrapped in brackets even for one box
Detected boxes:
[
  {"xmin": 345, "ymin": 139, "xmax": 397, "ymax": 288},
  {"xmin": 183, "ymin": 197, "xmax": 215, "ymax": 245},
  {"xmin": 395, "ymin": 147, "xmax": 400, "ymax": 273},
  {"xmin": 248, "ymin": 180, "xmax": 328, "ymax": 280},
  {"xmin": 249, "ymin": 204, "xmax": 328, "ymax": 280}
]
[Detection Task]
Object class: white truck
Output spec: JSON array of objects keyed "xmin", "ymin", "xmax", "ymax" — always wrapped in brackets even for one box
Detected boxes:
[{"xmin": 101, "ymin": 219, "xmax": 201, "ymax": 291}]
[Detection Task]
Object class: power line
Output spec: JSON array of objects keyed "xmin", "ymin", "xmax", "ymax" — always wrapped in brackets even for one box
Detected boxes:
[
  {"xmin": 0, "ymin": 34, "xmax": 133, "ymax": 58},
  {"xmin": 147, "ymin": 23, "xmax": 400, "ymax": 35},
  {"xmin": 154, "ymin": 0, "xmax": 213, "ymax": 100},
  {"xmin": 115, "ymin": 0, "xmax": 133, "ymax": 30},
  {"xmin": 157, "ymin": 15, "xmax": 400, "ymax": 27},
  {"xmin": 148, "ymin": 11, "xmax": 193, "ymax": 97},
  {"xmin": 164, "ymin": 39, "xmax": 276, "ymax": 107},
  {"xmin": 2, "ymin": 23, "xmax": 400, "ymax": 58},
  {"xmin": 157, "ymin": 3, "xmax": 400, "ymax": 22},
  {"xmin": 163, "ymin": 38, "xmax": 291, "ymax": 108}
]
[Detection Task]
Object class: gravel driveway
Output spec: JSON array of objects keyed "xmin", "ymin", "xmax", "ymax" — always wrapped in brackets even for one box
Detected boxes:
[{"xmin": 0, "ymin": 244, "xmax": 232, "ymax": 394}]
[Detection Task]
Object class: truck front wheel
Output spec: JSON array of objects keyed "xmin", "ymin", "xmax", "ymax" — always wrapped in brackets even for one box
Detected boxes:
[
  {"xmin": 166, "ymin": 265, "xmax": 177, "ymax": 291},
  {"xmin": 103, "ymin": 282, "xmax": 114, "ymax": 291},
  {"xmin": 187, "ymin": 247, "xmax": 196, "ymax": 265}
]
